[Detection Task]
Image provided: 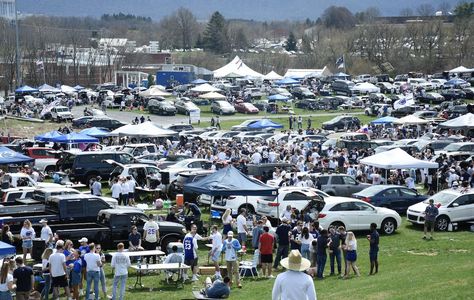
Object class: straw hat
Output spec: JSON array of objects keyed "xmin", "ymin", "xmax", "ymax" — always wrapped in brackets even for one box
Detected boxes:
[{"xmin": 280, "ymin": 250, "xmax": 311, "ymax": 272}]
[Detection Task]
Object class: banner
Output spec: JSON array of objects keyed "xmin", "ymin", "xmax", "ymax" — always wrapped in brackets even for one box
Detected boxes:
[{"xmin": 393, "ymin": 93, "xmax": 415, "ymax": 110}]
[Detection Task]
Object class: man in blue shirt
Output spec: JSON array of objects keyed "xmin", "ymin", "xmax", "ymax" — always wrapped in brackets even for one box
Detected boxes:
[
  {"xmin": 204, "ymin": 276, "xmax": 231, "ymax": 298},
  {"xmin": 423, "ymin": 199, "xmax": 439, "ymax": 240},
  {"xmin": 185, "ymin": 202, "xmax": 202, "ymax": 221},
  {"xmin": 368, "ymin": 223, "xmax": 379, "ymax": 275},
  {"xmin": 316, "ymin": 229, "xmax": 329, "ymax": 279}
]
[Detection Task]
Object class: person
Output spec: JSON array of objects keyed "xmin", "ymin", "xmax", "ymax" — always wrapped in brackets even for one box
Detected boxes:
[
  {"xmin": 202, "ymin": 276, "xmax": 231, "ymax": 299},
  {"xmin": 236, "ymin": 208, "xmax": 248, "ymax": 247},
  {"xmin": 273, "ymin": 218, "xmax": 291, "ymax": 270},
  {"xmin": 216, "ymin": 116, "xmax": 221, "ymax": 129},
  {"xmin": 143, "ymin": 214, "xmax": 160, "ymax": 264},
  {"xmin": 84, "ymin": 243, "xmax": 102, "ymax": 300},
  {"xmin": 221, "ymin": 208, "xmax": 233, "ymax": 236},
  {"xmin": 20, "ymin": 220, "xmax": 35, "ymax": 261},
  {"xmin": 272, "ymin": 250, "xmax": 317, "ymax": 300},
  {"xmin": 209, "ymin": 225, "xmax": 223, "ymax": 279},
  {"xmin": 259, "ymin": 226, "xmax": 274, "ymax": 278},
  {"xmin": 368, "ymin": 223, "xmax": 379, "ymax": 275},
  {"xmin": 184, "ymin": 202, "xmax": 202, "ymax": 221},
  {"xmin": 165, "ymin": 206, "xmax": 180, "ymax": 223},
  {"xmin": 423, "ymin": 199, "xmax": 439, "ymax": 240},
  {"xmin": 163, "ymin": 245, "xmax": 184, "ymax": 279},
  {"xmin": 126, "ymin": 176, "xmax": 136, "ymax": 206},
  {"xmin": 40, "ymin": 219, "xmax": 54, "ymax": 249},
  {"xmin": 338, "ymin": 226, "xmax": 348, "ymax": 277},
  {"xmin": 183, "ymin": 224, "xmax": 204, "ymax": 281},
  {"xmin": 251, "ymin": 220, "xmax": 264, "ymax": 250},
  {"xmin": 343, "ymin": 232, "xmax": 360, "ymax": 279},
  {"xmin": 210, "ymin": 117, "xmax": 215, "ymax": 127},
  {"xmin": 91, "ymin": 176, "xmax": 102, "ymax": 196},
  {"xmin": 111, "ymin": 243, "xmax": 131, "ymax": 300},
  {"xmin": 69, "ymin": 250, "xmax": 82, "ymax": 300},
  {"xmin": 221, "ymin": 231, "xmax": 242, "ymax": 288},
  {"xmin": 128, "ymin": 226, "xmax": 144, "ymax": 251},
  {"xmin": 49, "ymin": 241, "xmax": 71, "ymax": 300},
  {"xmin": 328, "ymin": 226, "xmax": 342, "ymax": 276},
  {"xmin": 0, "ymin": 262, "xmax": 15, "ymax": 300},
  {"xmin": 95, "ymin": 244, "xmax": 108, "ymax": 300},
  {"xmin": 281, "ymin": 205, "xmax": 292, "ymax": 220},
  {"xmin": 1, "ymin": 225, "xmax": 13, "ymax": 245},
  {"xmin": 297, "ymin": 227, "xmax": 314, "ymax": 261},
  {"xmin": 41, "ymin": 248, "xmax": 53, "ymax": 300},
  {"xmin": 13, "ymin": 257, "xmax": 34, "ymax": 300},
  {"xmin": 120, "ymin": 177, "xmax": 129, "ymax": 206},
  {"xmin": 316, "ymin": 229, "xmax": 330, "ymax": 279}
]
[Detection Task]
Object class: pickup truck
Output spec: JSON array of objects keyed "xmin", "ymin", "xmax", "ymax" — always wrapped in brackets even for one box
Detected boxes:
[
  {"xmin": 23, "ymin": 147, "xmax": 58, "ymax": 174},
  {"xmin": 54, "ymin": 209, "xmax": 187, "ymax": 251}
]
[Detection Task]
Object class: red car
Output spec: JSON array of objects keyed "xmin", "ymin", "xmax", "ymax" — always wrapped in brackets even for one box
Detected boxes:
[{"xmin": 234, "ymin": 100, "xmax": 259, "ymax": 114}]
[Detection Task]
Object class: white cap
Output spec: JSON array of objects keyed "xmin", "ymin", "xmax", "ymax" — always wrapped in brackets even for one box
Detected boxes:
[{"xmin": 78, "ymin": 237, "xmax": 88, "ymax": 243}]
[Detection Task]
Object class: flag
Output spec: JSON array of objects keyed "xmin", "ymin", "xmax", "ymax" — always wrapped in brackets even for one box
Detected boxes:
[
  {"xmin": 393, "ymin": 93, "xmax": 415, "ymax": 110},
  {"xmin": 36, "ymin": 60, "xmax": 44, "ymax": 71},
  {"xmin": 336, "ymin": 56, "xmax": 344, "ymax": 69}
]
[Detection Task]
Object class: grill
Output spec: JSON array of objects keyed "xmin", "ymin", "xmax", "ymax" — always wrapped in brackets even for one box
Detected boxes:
[{"xmin": 407, "ymin": 214, "xmax": 418, "ymax": 221}]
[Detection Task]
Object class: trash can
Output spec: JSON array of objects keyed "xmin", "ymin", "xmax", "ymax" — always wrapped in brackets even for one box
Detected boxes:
[{"xmin": 32, "ymin": 239, "xmax": 45, "ymax": 261}]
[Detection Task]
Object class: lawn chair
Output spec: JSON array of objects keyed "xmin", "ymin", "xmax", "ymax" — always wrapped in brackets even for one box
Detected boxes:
[{"xmin": 239, "ymin": 249, "xmax": 259, "ymax": 279}]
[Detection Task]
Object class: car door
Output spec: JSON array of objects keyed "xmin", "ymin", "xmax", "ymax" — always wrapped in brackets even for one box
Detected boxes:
[
  {"xmin": 398, "ymin": 188, "xmax": 424, "ymax": 212},
  {"xmin": 378, "ymin": 188, "xmax": 401, "ymax": 210},
  {"xmin": 447, "ymin": 195, "xmax": 473, "ymax": 222},
  {"xmin": 328, "ymin": 202, "xmax": 360, "ymax": 230},
  {"xmin": 329, "ymin": 176, "xmax": 345, "ymax": 196},
  {"xmin": 341, "ymin": 175, "xmax": 362, "ymax": 196},
  {"xmin": 353, "ymin": 201, "xmax": 378, "ymax": 230}
]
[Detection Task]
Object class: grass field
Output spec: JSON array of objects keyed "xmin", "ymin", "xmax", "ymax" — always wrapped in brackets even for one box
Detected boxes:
[{"xmin": 91, "ymin": 215, "xmax": 474, "ymax": 300}]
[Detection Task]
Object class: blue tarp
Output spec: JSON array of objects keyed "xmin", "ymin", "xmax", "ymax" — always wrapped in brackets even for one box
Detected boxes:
[
  {"xmin": 275, "ymin": 77, "xmax": 299, "ymax": 85},
  {"xmin": 35, "ymin": 130, "xmax": 63, "ymax": 142},
  {"xmin": 184, "ymin": 166, "xmax": 278, "ymax": 197},
  {"xmin": 248, "ymin": 119, "xmax": 284, "ymax": 129},
  {"xmin": 370, "ymin": 116, "xmax": 399, "ymax": 124},
  {"xmin": 268, "ymin": 94, "xmax": 289, "ymax": 101},
  {"xmin": 191, "ymin": 79, "xmax": 208, "ymax": 84},
  {"xmin": 80, "ymin": 127, "xmax": 110, "ymax": 137},
  {"xmin": 0, "ymin": 146, "xmax": 34, "ymax": 165},
  {"xmin": 50, "ymin": 132, "xmax": 99, "ymax": 143},
  {"xmin": 15, "ymin": 85, "xmax": 38, "ymax": 93},
  {"xmin": 0, "ymin": 241, "xmax": 15, "ymax": 258}
]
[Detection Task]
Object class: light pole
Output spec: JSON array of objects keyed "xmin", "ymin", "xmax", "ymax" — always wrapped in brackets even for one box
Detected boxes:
[{"xmin": 14, "ymin": 0, "xmax": 21, "ymax": 87}]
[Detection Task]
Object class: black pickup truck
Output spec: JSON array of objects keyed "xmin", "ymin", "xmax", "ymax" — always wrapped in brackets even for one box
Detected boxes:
[
  {"xmin": 0, "ymin": 194, "xmax": 117, "ymax": 234},
  {"xmin": 54, "ymin": 209, "xmax": 187, "ymax": 251}
]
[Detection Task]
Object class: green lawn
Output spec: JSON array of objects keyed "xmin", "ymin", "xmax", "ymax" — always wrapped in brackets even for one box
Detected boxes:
[{"xmin": 87, "ymin": 217, "xmax": 473, "ymax": 300}]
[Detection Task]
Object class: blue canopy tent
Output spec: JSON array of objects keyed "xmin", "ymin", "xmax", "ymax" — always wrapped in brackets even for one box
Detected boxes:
[
  {"xmin": 0, "ymin": 146, "xmax": 34, "ymax": 165},
  {"xmin": 248, "ymin": 119, "xmax": 284, "ymax": 129},
  {"xmin": 275, "ymin": 77, "xmax": 299, "ymax": 85},
  {"xmin": 34, "ymin": 130, "xmax": 63, "ymax": 142},
  {"xmin": 191, "ymin": 79, "xmax": 208, "ymax": 85},
  {"xmin": 268, "ymin": 94, "xmax": 289, "ymax": 101},
  {"xmin": 80, "ymin": 127, "xmax": 110, "ymax": 138},
  {"xmin": 0, "ymin": 241, "xmax": 15, "ymax": 258},
  {"xmin": 50, "ymin": 133, "xmax": 99, "ymax": 143},
  {"xmin": 15, "ymin": 85, "xmax": 38, "ymax": 93},
  {"xmin": 370, "ymin": 116, "xmax": 399, "ymax": 124},
  {"xmin": 74, "ymin": 85, "xmax": 85, "ymax": 90}
]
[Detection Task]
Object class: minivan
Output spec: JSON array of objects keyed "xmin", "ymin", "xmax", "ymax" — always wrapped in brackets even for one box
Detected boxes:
[{"xmin": 331, "ymin": 80, "xmax": 355, "ymax": 96}]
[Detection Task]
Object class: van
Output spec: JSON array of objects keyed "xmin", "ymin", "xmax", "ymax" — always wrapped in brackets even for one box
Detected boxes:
[
  {"xmin": 56, "ymin": 151, "xmax": 135, "ymax": 183},
  {"xmin": 331, "ymin": 80, "xmax": 354, "ymax": 96}
]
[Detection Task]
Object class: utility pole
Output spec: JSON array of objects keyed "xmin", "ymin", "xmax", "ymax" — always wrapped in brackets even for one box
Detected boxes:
[{"xmin": 14, "ymin": 0, "xmax": 21, "ymax": 87}]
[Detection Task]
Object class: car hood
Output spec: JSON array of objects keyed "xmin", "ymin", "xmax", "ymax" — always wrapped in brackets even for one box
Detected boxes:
[{"xmin": 407, "ymin": 201, "xmax": 429, "ymax": 212}]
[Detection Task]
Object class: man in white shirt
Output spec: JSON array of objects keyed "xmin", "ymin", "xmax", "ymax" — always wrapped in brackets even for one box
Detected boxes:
[
  {"xmin": 111, "ymin": 179, "xmax": 122, "ymax": 203},
  {"xmin": 111, "ymin": 243, "xmax": 131, "ymax": 300},
  {"xmin": 126, "ymin": 176, "xmax": 136, "ymax": 206},
  {"xmin": 251, "ymin": 151, "xmax": 262, "ymax": 164},
  {"xmin": 143, "ymin": 214, "xmax": 160, "ymax": 264},
  {"xmin": 272, "ymin": 250, "xmax": 317, "ymax": 300},
  {"xmin": 209, "ymin": 225, "xmax": 223, "ymax": 279},
  {"xmin": 120, "ymin": 177, "xmax": 130, "ymax": 206},
  {"xmin": 49, "ymin": 241, "xmax": 71, "ymax": 300},
  {"xmin": 236, "ymin": 209, "xmax": 248, "ymax": 247},
  {"xmin": 84, "ymin": 243, "xmax": 102, "ymax": 300},
  {"xmin": 280, "ymin": 205, "xmax": 292, "ymax": 221},
  {"xmin": 39, "ymin": 219, "xmax": 54, "ymax": 248}
]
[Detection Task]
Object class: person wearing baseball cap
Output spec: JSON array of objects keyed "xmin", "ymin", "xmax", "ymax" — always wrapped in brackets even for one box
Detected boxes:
[
  {"xmin": 272, "ymin": 250, "xmax": 316, "ymax": 300},
  {"xmin": 40, "ymin": 219, "xmax": 54, "ymax": 248},
  {"xmin": 221, "ymin": 231, "xmax": 242, "ymax": 288},
  {"xmin": 78, "ymin": 237, "xmax": 90, "ymax": 294}
]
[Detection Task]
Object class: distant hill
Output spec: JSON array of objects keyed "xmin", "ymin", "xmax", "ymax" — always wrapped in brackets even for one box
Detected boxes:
[{"xmin": 19, "ymin": 0, "xmax": 451, "ymax": 21}]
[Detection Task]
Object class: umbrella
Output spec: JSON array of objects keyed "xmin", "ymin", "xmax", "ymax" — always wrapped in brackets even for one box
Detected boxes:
[{"xmin": 15, "ymin": 85, "xmax": 38, "ymax": 93}]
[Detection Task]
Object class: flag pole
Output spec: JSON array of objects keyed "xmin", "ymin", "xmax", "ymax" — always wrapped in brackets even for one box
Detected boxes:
[{"xmin": 343, "ymin": 54, "xmax": 346, "ymax": 74}]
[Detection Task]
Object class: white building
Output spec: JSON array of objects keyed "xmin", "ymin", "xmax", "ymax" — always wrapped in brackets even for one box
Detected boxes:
[{"xmin": 0, "ymin": 0, "xmax": 15, "ymax": 20}]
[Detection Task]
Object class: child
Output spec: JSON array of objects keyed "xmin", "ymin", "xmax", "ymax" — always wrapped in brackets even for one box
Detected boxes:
[{"xmin": 69, "ymin": 250, "xmax": 82, "ymax": 300}]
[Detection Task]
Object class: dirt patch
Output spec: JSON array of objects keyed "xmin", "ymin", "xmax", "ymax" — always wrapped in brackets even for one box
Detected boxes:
[
  {"xmin": 405, "ymin": 250, "xmax": 438, "ymax": 256},
  {"xmin": 448, "ymin": 249, "xmax": 469, "ymax": 253}
]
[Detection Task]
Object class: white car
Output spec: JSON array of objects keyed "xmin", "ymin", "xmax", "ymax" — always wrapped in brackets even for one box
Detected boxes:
[
  {"xmin": 317, "ymin": 197, "xmax": 402, "ymax": 235},
  {"xmin": 160, "ymin": 159, "xmax": 212, "ymax": 184},
  {"xmin": 256, "ymin": 187, "xmax": 328, "ymax": 219},
  {"xmin": 351, "ymin": 82, "xmax": 380, "ymax": 94},
  {"xmin": 429, "ymin": 79, "xmax": 447, "ymax": 89},
  {"xmin": 406, "ymin": 189, "xmax": 474, "ymax": 231}
]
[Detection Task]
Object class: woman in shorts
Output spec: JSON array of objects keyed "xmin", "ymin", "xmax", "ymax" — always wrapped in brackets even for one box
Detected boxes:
[
  {"xmin": 69, "ymin": 250, "xmax": 82, "ymax": 300},
  {"xmin": 343, "ymin": 231, "xmax": 360, "ymax": 279},
  {"xmin": 20, "ymin": 220, "xmax": 35, "ymax": 261}
]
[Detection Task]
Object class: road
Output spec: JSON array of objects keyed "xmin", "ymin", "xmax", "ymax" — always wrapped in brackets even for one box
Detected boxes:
[{"xmin": 71, "ymin": 106, "xmax": 365, "ymax": 127}]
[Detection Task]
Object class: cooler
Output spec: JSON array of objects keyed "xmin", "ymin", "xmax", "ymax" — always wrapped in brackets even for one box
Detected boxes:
[{"xmin": 176, "ymin": 194, "xmax": 184, "ymax": 207}]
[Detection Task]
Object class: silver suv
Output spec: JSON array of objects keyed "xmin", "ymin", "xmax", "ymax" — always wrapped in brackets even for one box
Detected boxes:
[{"xmin": 312, "ymin": 174, "xmax": 371, "ymax": 197}]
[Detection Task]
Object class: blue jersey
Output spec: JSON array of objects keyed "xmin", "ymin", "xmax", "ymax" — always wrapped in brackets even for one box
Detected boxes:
[{"xmin": 183, "ymin": 235, "xmax": 195, "ymax": 261}]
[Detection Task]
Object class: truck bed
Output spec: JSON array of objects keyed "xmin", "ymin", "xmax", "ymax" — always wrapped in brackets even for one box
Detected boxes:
[{"xmin": 0, "ymin": 204, "xmax": 47, "ymax": 216}]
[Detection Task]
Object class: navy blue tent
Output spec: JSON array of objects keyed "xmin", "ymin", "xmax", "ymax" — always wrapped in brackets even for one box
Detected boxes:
[
  {"xmin": 0, "ymin": 146, "xmax": 34, "ymax": 165},
  {"xmin": 0, "ymin": 241, "xmax": 15, "ymax": 258},
  {"xmin": 184, "ymin": 166, "xmax": 277, "ymax": 197},
  {"xmin": 15, "ymin": 85, "xmax": 38, "ymax": 93},
  {"xmin": 35, "ymin": 130, "xmax": 63, "ymax": 142},
  {"xmin": 248, "ymin": 119, "xmax": 284, "ymax": 129},
  {"xmin": 50, "ymin": 132, "xmax": 99, "ymax": 143},
  {"xmin": 80, "ymin": 127, "xmax": 110, "ymax": 137}
]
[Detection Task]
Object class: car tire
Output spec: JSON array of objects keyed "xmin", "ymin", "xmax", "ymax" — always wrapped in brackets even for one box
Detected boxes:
[
  {"xmin": 435, "ymin": 215, "xmax": 449, "ymax": 231},
  {"xmin": 381, "ymin": 218, "xmax": 397, "ymax": 235},
  {"xmin": 333, "ymin": 126, "xmax": 339, "ymax": 132}
]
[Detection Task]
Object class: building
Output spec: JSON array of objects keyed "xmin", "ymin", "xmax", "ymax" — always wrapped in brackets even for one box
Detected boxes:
[{"xmin": 0, "ymin": 0, "xmax": 15, "ymax": 20}]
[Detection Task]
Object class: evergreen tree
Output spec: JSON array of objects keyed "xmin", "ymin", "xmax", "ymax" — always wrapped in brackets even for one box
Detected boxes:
[
  {"xmin": 202, "ymin": 11, "xmax": 230, "ymax": 54},
  {"xmin": 285, "ymin": 31, "xmax": 298, "ymax": 51},
  {"xmin": 147, "ymin": 74, "xmax": 155, "ymax": 88}
]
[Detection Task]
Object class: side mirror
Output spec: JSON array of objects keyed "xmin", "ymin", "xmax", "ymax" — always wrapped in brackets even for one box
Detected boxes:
[{"xmin": 452, "ymin": 203, "xmax": 459, "ymax": 208}]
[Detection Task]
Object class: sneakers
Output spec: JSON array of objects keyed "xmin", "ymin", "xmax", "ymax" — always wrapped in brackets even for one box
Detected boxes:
[
  {"xmin": 422, "ymin": 236, "xmax": 427, "ymax": 239},
  {"xmin": 191, "ymin": 275, "xmax": 199, "ymax": 282},
  {"xmin": 183, "ymin": 274, "xmax": 189, "ymax": 281},
  {"xmin": 268, "ymin": 275, "xmax": 275, "ymax": 279}
]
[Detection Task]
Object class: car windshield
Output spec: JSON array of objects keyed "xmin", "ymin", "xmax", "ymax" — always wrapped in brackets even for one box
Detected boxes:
[
  {"xmin": 171, "ymin": 160, "xmax": 191, "ymax": 168},
  {"xmin": 354, "ymin": 185, "xmax": 388, "ymax": 197},
  {"xmin": 443, "ymin": 144, "xmax": 462, "ymax": 151},
  {"xmin": 424, "ymin": 191, "xmax": 457, "ymax": 206},
  {"xmin": 121, "ymin": 146, "xmax": 134, "ymax": 154},
  {"xmin": 56, "ymin": 108, "xmax": 68, "ymax": 112}
]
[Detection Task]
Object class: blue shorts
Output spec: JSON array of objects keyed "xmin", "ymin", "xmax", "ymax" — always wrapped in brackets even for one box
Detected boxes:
[
  {"xmin": 129, "ymin": 193, "xmax": 135, "ymax": 200},
  {"xmin": 211, "ymin": 250, "xmax": 221, "ymax": 262},
  {"xmin": 70, "ymin": 271, "xmax": 81, "ymax": 286},
  {"xmin": 346, "ymin": 250, "xmax": 357, "ymax": 262},
  {"xmin": 22, "ymin": 240, "xmax": 33, "ymax": 249}
]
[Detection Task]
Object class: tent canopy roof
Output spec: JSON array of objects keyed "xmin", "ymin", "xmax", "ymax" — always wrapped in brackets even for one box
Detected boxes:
[
  {"xmin": 263, "ymin": 71, "xmax": 283, "ymax": 81},
  {"xmin": 438, "ymin": 113, "xmax": 474, "ymax": 129},
  {"xmin": 393, "ymin": 115, "xmax": 429, "ymax": 125},
  {"xmin": 80, "ymin": 127, "xmax": 110, "ymax": 137},
  {"xmin": 35, "ymin": 130, "xmax": 63, "ymax": 142},
  {"xmin": 139, "ymin": 87, "xmax": 172, "ymax": 97},
  {"xmin": 15, "ymin": 85, "xmax": 38, "ymax": 93},
  {"xmin": 110, "ymin": 121, "xmax": 176, "ymax": 137},
  {"xmin": 213, "ymin": 56, "xmax": 263, "ymax": 78},
  {"xmin": 0, "ymin": 146, "xmax": 34, "ymax": 165},
  {"xmin": 275, "ymin": 77, "xmax": 299, "ymax": 85},
  {"xmin": 184, "ymin": 165, "xmax": 278, "ymax": 196},
  {"xmin": 50, "ymin": 132, "xmax": 99, "ymax": 143},
  {"xmin": 360, "ymin": 148, "xmax": 438, "ymax": 169},
  {"xmin": 370, "ymin": 116, "xmax": 399, "ymax": 124},
  {"xmin": 38, "ymin": 84, "xmax": 60, "ymax": 92},
  {"xmin": 198, "ymin": 91, "xmax": 226, "ymax": 99},
  {"xmin": 449, "ymin": 66, "xmax": 474, "ymax": 73},
  {"xmin": 0, "ymin": 241, "xmax": 15, "ymax": 258},
  {"xmin": 248, "ymin": 119, "xmax": 284, "ymax": 129},
  {"xmin": 190, "ymin": 83, "xmax": 221, "ymax": 93}
]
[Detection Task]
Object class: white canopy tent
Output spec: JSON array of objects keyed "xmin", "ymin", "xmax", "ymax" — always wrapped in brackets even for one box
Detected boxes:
[
  {"xmin": 61, "ymin": 85, "xmax": 77, "ymax": 95},
  {"xmin": 360, "ymin": 148, "xmax": 438, "ymax": 169},
  {"xmin": 110, "ymin": 122, "xmax": 176, "ymax": 137},
  {"xmin": 139, "ymin": 87, "xmax": 172, "ymax": 97},
  {"xmin": 438, "ymin": 113, "xmax": 474, "ymax": 129},
  {"xmin": 213, "ymin": 56, "xmax": 263, "ymax": 78},
  {"xmin": 263, "ymin": 71, "xmax": 283, "ymax": 81},
  {"xmin": 448, "ymin": 66, "xmax": 474, "ymax": 74},
  {"xmin": 284, "ymin": 67, "xmax": 332, "ymax": 79},
  {"xmin": 190, "ymin": 83, "xmax": 221, "ymax": 93},
  {"xmin": 199, "ymin": 91, "xmax": 226, "ymax": 100},
  {"xmin": 393, "ymin": 115, "xmax": 429, "ymax": 125}
]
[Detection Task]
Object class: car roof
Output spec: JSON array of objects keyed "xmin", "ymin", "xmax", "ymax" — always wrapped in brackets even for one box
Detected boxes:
[
  {"xmin": 49, "ymin": 194, "xmax": 103, "ymax": 201},
  {"xmin": 70, "ymin": 151, "xmax": 127, "ymax": 156},
  {"xmin": 323, "ymin": 197, "xmax": 367, "ymax": 205},
  {"xmin": 122, "ymin": 143, "xmax": 156, "ymax": 147}
]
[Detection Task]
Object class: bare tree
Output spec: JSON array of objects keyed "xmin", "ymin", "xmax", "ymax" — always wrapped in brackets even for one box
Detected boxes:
[
  {"xmin": 417, "ymin": 3, "xmax": 435, "ymax": 16},
  {"xmin": 400, "ymin": 8, "xmax": 414, "ymax": 16}
]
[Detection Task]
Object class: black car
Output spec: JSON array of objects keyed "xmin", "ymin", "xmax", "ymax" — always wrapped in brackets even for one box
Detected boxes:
[
  {"xmin": 444, "ymin": 105, "xmax": 468, "ymax": 119},
  {"xmin": 72, "ymin": 116, "xmax": 94, "ymax": 128},
  {"xmin": 148, "ymin": 99, "xmax": 176, "ymax": 116},
  {"xmin": 463, "ymin": 87, "xmax": 474, "ymax": 99},
  {"xmin": 56, "ymin": 151, "xmax": 135, "ymax": 183},
  {"xmin": 440, "ymin": 89, "xmax": 466, "ymax": 101},
  {"xmin": 294, "ymin": 99, "xmax": 319, "ymax": 110},
  {"xmin": 391, "ymin": 106, "xmax": 422, "ymax": 118},
  {"xmin": 321, "ymin": 116, "xmax": 360, "ymax": 131},
  {"xmin": 416, "ymin": 92, "xmax": 445, "ymax": 104},
  {"xmin": 167, "ymin": 170, "xmax": 215, "ymax": 202},
  {"xmin": 164, "ymin": 124, "xmax": 194, "ymax": 132},
  {"xmin": 85, "ymin": 118, "xmax": 126, "ymax": 131},
  {"xmin": 291, "ymin": 87, "xmax": 315, "ymax": 100}
]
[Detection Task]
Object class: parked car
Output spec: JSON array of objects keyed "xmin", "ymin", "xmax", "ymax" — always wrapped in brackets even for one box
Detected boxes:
[
  {"xmin": 321, "ymin": 116, "xmax": 360, "ymax": 131},
  {"xmin": 417, "ymin": 92, "xmax": 445, "ymax": 104},
  {"xmin": 148, "ymin": 99, "xmax": 176, "ymax": 115},
  {"xmin": 120, "ymin": 143, "xmax": 159, "ymax": 157},
  {"xmin": 295, "ymin": 99, "xmax": 319, "ymax": 110},
  {"xmin": 351, "ymin": 82, "xmax": 380, "ymax": 95},
  {"xmin": 160, "ymin": 159, "xmax": 212, "ymax": 184},
  {"xmin": 331, "ymin": 80, "xmax": 355, "ymax": 96},
  {"xmin": 376, "ymin": 82, "xmax": 397, "ymax": 94},
  {"xmin": 167, "ymin": 170, "xmax": 215, "ymax": 203},
  {"xmin": 311, "ymin": 174, "xmax": 371, "ymax": 197},
  {"xmin": 391, "ymin": 106, "xmax": 422, "ymax": 118},
  {"xmin": 107, "ymin": 162, "xmax": 161, "ymax": 188},
  {"xmin": 72, "ymin": 116, "xmax": 95, "ymax": 128},
  {"xmin": 463, "ymin": 87, "xmax": 474, "ymax": 99},
  {"xmin": 407, "ymin": 189, "xmax": 474, "ymax": 231},
  {"xmin": 234, "ymin": 100, "xmax": 259, "ymax": 114},
  {"xmin": 315, "ymin": 197, "xmax": 402, "ymax": 235},
  {"xmin": 269, "ymin": 88, "xmax": 293, "ymax": 99},
  {"xmin": 174, "ymin": 98, "xmax": 200, "ymax": 115},
  {"xmin": 211, "ymin": 101, "xmax": 236, "ymax": 115},
  {"xmin": 440, "ymin": 89, "xmax": 466, "ymax": 101},
  {"xmin": 352, "ymin": 185, "xmax": 428, "ymax": 214},
  {"xmin": 291, "ymin": 87, "xmax": 315, "ymax": 99},
  {"xmin": 84, "ymin": 118, "xmax": 126, "ymax": 131},
  {"xmin": 443, "ymin": 78, "xmax": 470, "ymax": 89},
  {"xmin": 440, "ymin": 142, "xmax": 474, "ymax": 153},
  {"xmin": 164, "ymin": 124, "xmax": 193, "ymax": 132}
]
